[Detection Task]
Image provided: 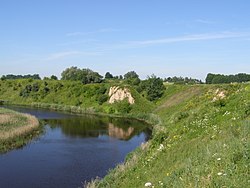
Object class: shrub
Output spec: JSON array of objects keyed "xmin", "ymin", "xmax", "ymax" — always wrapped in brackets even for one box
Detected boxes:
[
  {"xmin": 116, "ymin": 100, "xmax": 132, "ymax": 113},
  {"xmin": 98, "ymin": 95, "xmax": 108, "ymax": 105}
]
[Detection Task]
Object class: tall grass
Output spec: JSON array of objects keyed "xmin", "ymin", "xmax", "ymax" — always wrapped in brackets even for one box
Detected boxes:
[{"xmin": 0, "ymin": 107, "xmax": 40, "ymax": 153}]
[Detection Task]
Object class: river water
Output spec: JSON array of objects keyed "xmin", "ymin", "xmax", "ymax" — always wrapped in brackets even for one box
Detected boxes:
[{"xmin": 0, "ymin": 106, "xmax": 150, "ymax": 188}]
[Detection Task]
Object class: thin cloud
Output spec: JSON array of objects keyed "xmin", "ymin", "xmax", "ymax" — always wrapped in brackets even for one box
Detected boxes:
[
  {"xmin": 57, "ymin": 39, "xmax": 98, "ymax": 46},
  {"xmin": 66, "ymin": 28, "xmax": 119, "ymax": 37},
  {"xmin": 195, "ymin": 19, "xmax": 216, "ymax": 24},
  {"xmin": 45, "ymin": 51, "xmax": 99, "ymax": 61},
  {"xmin": 128, "ymin": 32, "xmax": 250, "ymax": 47}
]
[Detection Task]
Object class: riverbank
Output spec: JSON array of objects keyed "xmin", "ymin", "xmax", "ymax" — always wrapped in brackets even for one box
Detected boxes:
[
  {"xmin": 87, "ymin": 83, "xmax": 250, "ymax": 188},
  {"xmin": 0, "ymin": 107, "xmax": 40, "ymax": 153}
]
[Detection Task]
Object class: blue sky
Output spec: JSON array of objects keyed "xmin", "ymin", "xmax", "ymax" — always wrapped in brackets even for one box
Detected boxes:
[{"xmin": 1, "ymin": 0, "xmax": 250, "ymax": 80}]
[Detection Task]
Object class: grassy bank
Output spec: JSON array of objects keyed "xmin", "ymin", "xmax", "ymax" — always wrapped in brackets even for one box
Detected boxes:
[
  {"xmin": 87, "ymin": 83, "xmax": 250, "ymax": 188},
  {"xmin": 0, "ymin": 107, "xmax": 40, "ymax": 153}
]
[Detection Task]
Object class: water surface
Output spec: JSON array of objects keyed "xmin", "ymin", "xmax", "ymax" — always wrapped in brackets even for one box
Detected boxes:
[{"xmin": 0, "ymin": 106, "xmax": 150, "ymax": 188}]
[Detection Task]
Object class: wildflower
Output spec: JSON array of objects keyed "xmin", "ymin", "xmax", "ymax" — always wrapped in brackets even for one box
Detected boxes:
[
  {"xmin": 217, "ymin": 172, "xmax": 223, "ymax": 176},
  {"xmin": 157, "ymin": 144, "xmax": 164, "ymax": 151},
  {"xmin": 217, "ymin": 158, "xmax": 221, "ymax": 161},
  {"xmin": 158, "ymin": 181, "xmax": 164, "ymax": 186},
  {"xmin": 145, "ymin": 182, "xmax": 152, "ymax": 187}
]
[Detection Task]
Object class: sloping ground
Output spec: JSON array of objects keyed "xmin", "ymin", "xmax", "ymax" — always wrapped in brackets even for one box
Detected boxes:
[
  {"xmin": 154, "ymin": 86, "xmax": 203, "ymax": 113},
  {"xmin": 89, "ymin": 84, "xmax": 250, "ymax": 188}
]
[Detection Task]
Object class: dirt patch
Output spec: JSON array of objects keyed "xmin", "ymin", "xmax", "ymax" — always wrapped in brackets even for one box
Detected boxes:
[{"xmin": 108, "ymin": 86, "xmax": 135, "ymax": 104}]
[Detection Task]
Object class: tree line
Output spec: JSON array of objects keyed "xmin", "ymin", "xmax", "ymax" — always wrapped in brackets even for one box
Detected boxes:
[
  {"xmin": 1, "ymin": 74, "xmax": 41, "ymax": 80},
  {"xmin": 206, "ymin": 73, "xmax": 250, "ymax": 84},
  {"xmin": 164, "ymin": 76, "xmax": 203, "ymax": 84}
]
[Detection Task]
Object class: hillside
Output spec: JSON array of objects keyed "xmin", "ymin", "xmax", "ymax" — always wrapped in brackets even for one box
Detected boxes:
[
  {"xmin": 0, "ymin": 79, "xmax": 154, "ymax": 115},
  {"xmin": 89, "ymin": 83, "xmax": 250, "ymax": 188},
  {"xmin": 0, "ymin": 80, "xmax": 249, "ymax": 187}
]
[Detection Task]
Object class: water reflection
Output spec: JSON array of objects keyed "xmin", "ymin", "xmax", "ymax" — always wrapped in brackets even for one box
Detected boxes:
[
  {"xmin": 46, "ymin": 116, "xmax": 151, "ymax": 141},
  {"xmin": 0, "ymin": 106, "xmax": 152, "ymax": 188}
]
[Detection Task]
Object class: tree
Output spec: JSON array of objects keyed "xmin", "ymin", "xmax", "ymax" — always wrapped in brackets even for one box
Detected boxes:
[
  {"xmin": 145, "ymin": 75, "xmax": 165, "ymax": 101},
  {"xmin": 105, "ymin": 72, "xmax": 113, "ymax": 79},
  {"xmin": 61, "ymin": 66, "xmax": 82, "ymax": 81},
  {"xmin": 124, "ymin": 71, "xmax": 139, "ymax": 80},
  {"xmin": 50, "ymin": 75, "xmax": 58, "ymax": 80},
  {"xmin": 205, "ymin": 73, "xmax": 215, "ymax": 84},
  {"xmin": 206, "ymin": 73, "xmax": 250, "ymax": 84},
  {"xmin": 61, "ymin": 67, "xmax": 103, "ymax": 84}
]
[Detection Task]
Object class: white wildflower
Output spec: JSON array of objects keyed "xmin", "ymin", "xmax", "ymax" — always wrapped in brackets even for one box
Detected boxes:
[
  {"xmin": 157, "ymin": 144, "xmax": 164, "ymax": 151},
  {"xmin": 145, "ymin": 182, "xmax": 152, "ymax": 187},
  {"xmin": 217, "ymin": 172, "xmax": 223, "ymax": 176},
  {"xmin": 217, "ymin": 158, "xmax": 221, "ymax": 161}
]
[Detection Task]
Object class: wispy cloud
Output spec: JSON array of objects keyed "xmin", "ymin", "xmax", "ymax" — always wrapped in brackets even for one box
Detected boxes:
[
  {"xmin": 66, "ymin": 28, "xmax": 119, "ymax": 37},
  {"xmin": 127, "ymin": 32, "xmax": 250, "ymax": 47},
  {"xmin": 195, "ymin": 19, "xmax": 216, "ymax": 24},
  {"xmin": 45, "ymin": 51, "xmax": 99, "ymax": 61},
  {"xmin": 57, "ymin": 39, "xmax": 98, "ymax": 46}
]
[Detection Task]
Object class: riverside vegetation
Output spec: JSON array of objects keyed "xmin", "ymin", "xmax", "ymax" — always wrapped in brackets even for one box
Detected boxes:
[
  {"xmin": 0, "ymin": 107, "xmax": 40, "ymax": 153},
  {"xmin": 0, "ymin": 69, "xmax": 249, "ymax": 187}
]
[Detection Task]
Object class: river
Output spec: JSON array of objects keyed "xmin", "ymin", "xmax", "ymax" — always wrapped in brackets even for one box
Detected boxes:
[{"xmin": 0, "ymin": 106, "xmax": 151, "ymax": 188}]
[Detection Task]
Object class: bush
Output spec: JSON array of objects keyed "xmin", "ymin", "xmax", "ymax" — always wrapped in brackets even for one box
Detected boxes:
[
  {"xmin": 98, "ymin": 95, "xmax": 109, "ymax": 105},
  {"xmin": 116, "ymin": 100, "xmax": 132, "ymax": 113},
  {"xmin": 96, "ymin": 86, "xmax": 107, "ymax": 95}
]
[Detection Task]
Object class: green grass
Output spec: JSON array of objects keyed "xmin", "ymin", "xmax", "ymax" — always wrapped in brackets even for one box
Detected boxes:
[{"xmin": 86, "ymin": 83, "xmax": 250, "ymax": 188}]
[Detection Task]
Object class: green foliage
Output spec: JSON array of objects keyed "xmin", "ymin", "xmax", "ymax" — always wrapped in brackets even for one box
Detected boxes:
[
  {"xmin": 96, "ymin": 86, "xmax": 107, "ymax": 95},
  {"xmin": 140, "ymin": 75, "xmax": 165, "ymax": 101},
  {"xmin": 105, "ymin": 72, "xmax": 113, "ymax": 79},
  {"xmin": 124, "ymin": 71, "xmax": 139, "ymax": 80},
  {"xmin": 165, "ymin": 76, "xmax": 202, "ymax": 84},
  {"xmin": 1, "ymin": 74, "xmax": 41, "ymax": 80},
  {"xmin": 206, "ymin": 73, "xmax": 250, "ymax": 84},
  {"xmin": 50, "ymin": 75, "xmax": 58, "ymax": 80},
  {"xmin": 115, "ymin": 100, "xmax": 132, "ymax": 114},
  {"xmin": 98, "ymin": 95, "xmax": 108, "ymax": 105},
  {"xmin": 61, "ymin": 66, "xmax": 103, "ymax": 84}
]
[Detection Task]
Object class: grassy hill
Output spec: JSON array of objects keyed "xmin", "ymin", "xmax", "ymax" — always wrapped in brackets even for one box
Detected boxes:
[
  {"xmin": 0, "ymin": 79, "xmax": 249, "ymax": 187},
  {"xmin": 88, "ymin": 83, "xmax": 250, "ymax": 188}
]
